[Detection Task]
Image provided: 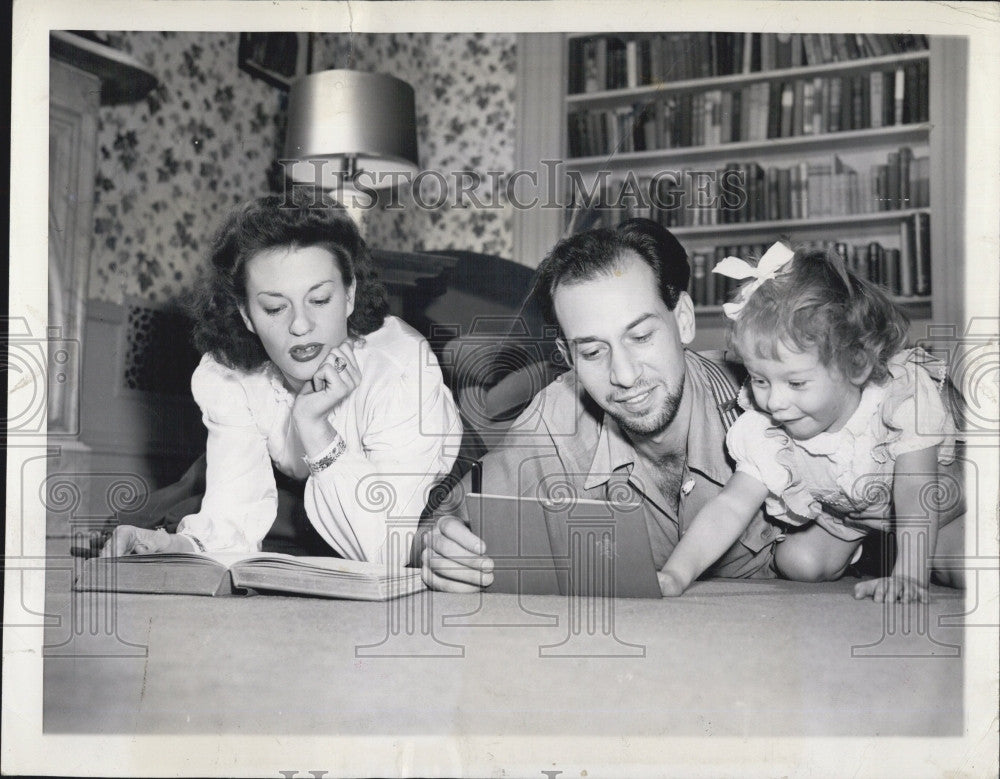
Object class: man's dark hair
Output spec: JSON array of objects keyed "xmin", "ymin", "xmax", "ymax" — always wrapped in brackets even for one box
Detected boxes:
[
  {"xmin": 532, "ymin": 218, "xmax": 690, "ymax": 326},
  {"xmin": 189, "ymin": 195, "xmax": 388, "ymax": 371}
]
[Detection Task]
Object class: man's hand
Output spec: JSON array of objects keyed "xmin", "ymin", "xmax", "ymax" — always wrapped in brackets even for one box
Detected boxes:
[
  {"xmin": 420, "ymin": 515, "xmax": 494, "ymax": 593},
  {"xmin": 853, "ymin": 575, "xmax": 928, "ymax": 603},
  {"xmin": 100, "ymin": 526, "xmax": 196, "ymax": 557}
]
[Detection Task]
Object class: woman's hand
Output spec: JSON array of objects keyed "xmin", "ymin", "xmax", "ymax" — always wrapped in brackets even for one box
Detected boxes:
[
  {"xmin": 420, "ymin": 515, "xmax": 494, "ymax": 592},
  {"xmin": 292, "ymin": 341, "xmax": 362, "ymax": 456},
  {"xmin": 100, "ymin": 526, "xmax": 197, "ymax": 557}
]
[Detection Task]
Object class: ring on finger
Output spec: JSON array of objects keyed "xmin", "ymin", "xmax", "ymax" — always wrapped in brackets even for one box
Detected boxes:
[{"xmin": 333, "ymin": 356, "xmax": 348, "ymax": 373}]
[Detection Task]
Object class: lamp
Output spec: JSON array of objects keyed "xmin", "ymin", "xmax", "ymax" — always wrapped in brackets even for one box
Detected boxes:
[{"xmin": 283, "ymin": 69, "xmax": 420, "ymax": 191}]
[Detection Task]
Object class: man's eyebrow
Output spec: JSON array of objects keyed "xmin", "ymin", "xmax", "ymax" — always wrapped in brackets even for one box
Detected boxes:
[
  {"xmin": 568, "ymin": 313, "xmax": 657, "ymax": 344},
  {"xmin": 624, "ymin": 313, "xmax": 656, "ymax": 331},
  {"xmin": 256, "ymin": 281, "xmax": 335, "ymax": 297}
]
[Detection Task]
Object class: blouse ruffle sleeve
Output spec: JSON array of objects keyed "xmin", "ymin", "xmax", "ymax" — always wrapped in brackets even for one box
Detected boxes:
[
  {"xmin": 176, "ymin": 355, "xmax": 278, "ymax": 554},
  {"xmin": 877, "ymin": 348, "xmax": 957, "ymax": 465},
  {"xmin": 727, "ymin": 410, "xmax": 788, "ymax": 488},
  {"xmin": 726, "ymin": 409, "xmax": 819, "ymax": 527},
  {"xmin": 304, "ymin": 348, "xmax": 462, "ymax": 566}
]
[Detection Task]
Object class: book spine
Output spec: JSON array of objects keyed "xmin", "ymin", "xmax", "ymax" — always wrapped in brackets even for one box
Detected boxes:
[
  {"xmin": 818, "ymin": 34, "xmax": 834, "ymax": 64},
  {"xmin": 915, "ymin": 212, "xmax": 931, "ymax": 295},
  {"xmin": 901, "ymin": 215, "xmax": 916, "ymax": 295},
  {"xmin": 776, "ymin": 33, "xmax": 793, "ymax": 69},
  {"xmin": 779, "ymin": 82, "xmax": 794, "ymax": 138},
  {"xmin": 898, "ymin": 146, "xmax": 913, "ymax": 210},
  {"xmin": 917, "ymin": 59, "xmax": 929, "ymax": 122},
  {"xmin": 884, "ymin": 247, "xmax": 901, "ymax": 297},
  {"xmin": 837, "ymin": 78, "xmax": 850, "ymax": 131},
  {"xmin": 869, "ymin": 71, "xmax": 883, "ymax": 129},
  {"xmin": 866, "ymin": 242, "xmax": 882, "ymax": 286},
  {"xmin": 894, "ymin": 67, "xmax": 905, "ymax": 125},
  {"xmin": 832, "ymin": 34, "xmax": 850, "ymax": 62},
  {"xmin": 798, "ymin": 161, "xmax": 810, "ymax": 218},
  {"xmin": 851, "ymin": 75, "xmax": 865, "ymax": 131},
  {"xmin": 626, "ymin": 39, "xmax": 638, "ymax": 88},
  {"xmin": 691, "ymin": 251, "xmax": 708, "ymax": 305},
  {"xmin": 766, "ymin": 167, "xmax": 779, "ymax": 220},
  {"xmin": 791, "ymin": 34, "xmax": 803, "ymax": 67},
  {"xmin": 827, "ymin": 77, "xmax": 840, "ymax": 133},
  {"xmin": 802, "ymin": 34, "xmax": 819, "ymax": 66},
  {"xmin": 793, "ymin": 79, "xmax": 805, "ymax": 136},
  {"xmin": 767, "ymin": 81, "xmax": 782, "ymax": 139},
  {"xmin": 874, "ymin": 163, "xmax": 889, "ymax": 212},
  {"xmin": 761, "ymin": 33, "xmax": 775, "ymax": 71},
  {"xmin": 886, "ymin": 151, "xmax": 901, "ymax": 211}
]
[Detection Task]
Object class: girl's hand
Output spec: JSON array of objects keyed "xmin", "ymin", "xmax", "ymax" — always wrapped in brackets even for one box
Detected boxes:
[
  {"xmin": 853, "ymin": 575, "xmax": 928, "ymax": 603},
  {"xmin": 100, "ymin": 526, "xmax": 196, "ymax": 557},
  {"xmin": 657, "ymin": 569, "xmax": 688, "ymax": 597},
  {"xmin": 292, "ymin": 341, "xmax": 362, "ymax": 452}
]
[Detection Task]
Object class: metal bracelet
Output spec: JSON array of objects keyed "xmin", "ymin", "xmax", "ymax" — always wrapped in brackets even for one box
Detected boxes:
[
  {"xmin": 180, "ymin": 532, "xmax": 206, "ymax": 553},
  {"xmin": 303, "ymin": 436, "xmax": 347, "ymax": 475}
]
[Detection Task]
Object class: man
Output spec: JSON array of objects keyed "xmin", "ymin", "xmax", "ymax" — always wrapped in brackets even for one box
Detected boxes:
[{"xmin": 421, "ymin": 218, "xmax": 782, "ymax": 592}]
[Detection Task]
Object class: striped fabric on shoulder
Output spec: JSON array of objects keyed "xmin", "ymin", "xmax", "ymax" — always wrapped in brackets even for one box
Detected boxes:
[{"xmin": 688, "ymin": 350, "xmax": 743, "ymax": 431}]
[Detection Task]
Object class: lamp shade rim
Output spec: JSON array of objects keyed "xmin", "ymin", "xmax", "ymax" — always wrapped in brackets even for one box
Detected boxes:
[{"xmin": 283, "ymin": 68, "xmax": 420, "ymax": 184}]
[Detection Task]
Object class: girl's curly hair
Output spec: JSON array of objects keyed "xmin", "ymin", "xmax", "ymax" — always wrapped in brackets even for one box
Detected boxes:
[
  {"xmin": 728, "ymin": 247, "xmax": 908, "ymax": 385},
  {"xmin": 189, "ymin": 195, "xmax": 389, "ymax": 371}
]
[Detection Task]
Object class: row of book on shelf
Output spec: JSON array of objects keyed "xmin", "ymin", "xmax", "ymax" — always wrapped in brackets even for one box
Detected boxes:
[
  {"xmin": 683, "ymin": 216, "xmax": 932, "ymax": 307},
  {"xmin": 567, "ymin": 62, "xmax": 929, "ymax": 157},
  {"xmin": 568, "ymin": 32, "xmax": 930, "ymax": 93},
  {"xmin": 563, "ymin": 146, "xmax": 928, "ymax": 228}
]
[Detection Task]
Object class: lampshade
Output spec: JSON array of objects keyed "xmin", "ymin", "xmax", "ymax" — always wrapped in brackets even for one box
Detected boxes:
[{"xmin": 283, "ymin": 69, "xmax": 419, "ymax": 191}]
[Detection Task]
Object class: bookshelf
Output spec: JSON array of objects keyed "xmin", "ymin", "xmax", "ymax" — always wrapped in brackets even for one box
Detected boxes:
[{"xmin": 513, "ymin": 33, "xmax": 967, "ymax": 351}]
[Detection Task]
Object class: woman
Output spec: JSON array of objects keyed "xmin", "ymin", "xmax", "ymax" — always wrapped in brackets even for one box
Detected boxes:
[{"xmin": 102, "ymin": 196, "xmax": 462, "ymax": 565}]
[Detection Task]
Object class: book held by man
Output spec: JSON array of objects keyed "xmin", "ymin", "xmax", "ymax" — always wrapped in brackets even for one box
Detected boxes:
[
  {"xmin": 74, "ymin": 551, "xmax": 425, "ymax": 601},
  {"xmin": 466, "ymin": 491, "xmax": 662, "ymax": 599}
]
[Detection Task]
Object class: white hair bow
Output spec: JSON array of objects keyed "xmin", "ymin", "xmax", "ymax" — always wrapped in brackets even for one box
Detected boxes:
[{"xmin": 711, "ymin": 242, "xmax": 795, "ymax": 319}]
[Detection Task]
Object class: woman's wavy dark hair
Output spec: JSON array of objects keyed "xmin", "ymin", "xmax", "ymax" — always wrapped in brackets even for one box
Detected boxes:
[
  {"xmin": 729, "ymin": 247, "xmax": 908, "ymax": 385},
  {"xmin": 189, "ymin": 195, "xmax": 389, "ymax": 371}
]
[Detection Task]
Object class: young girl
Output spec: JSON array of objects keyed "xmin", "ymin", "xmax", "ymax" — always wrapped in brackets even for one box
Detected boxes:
[{"xmin": 659, "ymin": 242, "xmax": 964, "ymax": 602}]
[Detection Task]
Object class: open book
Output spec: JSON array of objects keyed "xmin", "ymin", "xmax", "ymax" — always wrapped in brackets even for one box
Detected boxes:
[{"xmin": 74, "ymin": 551, "xmax": 425, "ymax": 601}]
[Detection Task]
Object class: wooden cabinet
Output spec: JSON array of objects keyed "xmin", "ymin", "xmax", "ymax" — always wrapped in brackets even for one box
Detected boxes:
[{"xmin": 48, "ymin": 34, "xmax": 158, "ymax": 438}]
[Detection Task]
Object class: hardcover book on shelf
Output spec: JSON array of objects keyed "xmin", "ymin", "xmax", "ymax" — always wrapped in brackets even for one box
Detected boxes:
[
  {"xmin": 74, "ymin": 551, "xmax": 426, "ymax": 601},
  {"xmin": 899, "ymin": 217, "xmax": 915, "ymax": 296},
  {"xmin": 884, "ymin": 247, "xmax": 902, "ymax": 296},
  {"xmin": 690, "ymin": 251, "xmax": 709, "ymax": 306},
  {"xmin": 914, "ymin": 212, "xmax": 932, "ymax": 296},
  {"xmin": 897, "ymin": 146, "xmax": 914, "ymax": 210}
]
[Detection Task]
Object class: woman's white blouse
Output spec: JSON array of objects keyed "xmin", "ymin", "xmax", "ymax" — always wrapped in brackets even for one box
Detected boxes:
[{"xmin": 176, "ymin": 316, "xmax": 462, "ymax": 564}]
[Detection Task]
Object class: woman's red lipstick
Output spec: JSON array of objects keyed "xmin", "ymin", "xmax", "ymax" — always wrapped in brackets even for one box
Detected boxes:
[{"xmin": 289, "ymin": 343, "xmax": 324, "ymax": 362}]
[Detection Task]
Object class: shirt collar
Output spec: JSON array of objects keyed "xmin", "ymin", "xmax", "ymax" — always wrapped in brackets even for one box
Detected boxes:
[{"xmin": 583, "ymin": 351, "xmax": 734, "ymax": 489}]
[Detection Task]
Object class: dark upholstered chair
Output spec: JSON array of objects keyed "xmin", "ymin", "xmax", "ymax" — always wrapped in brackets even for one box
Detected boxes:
[{"xmin": 412, "ymin": 250, "xmax": 565, "ymax": 446}]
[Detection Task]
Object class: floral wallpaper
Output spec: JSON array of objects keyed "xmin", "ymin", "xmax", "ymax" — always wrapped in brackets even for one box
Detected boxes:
[
  {"xmin": 87, "ymin": 31, "xmax": 518, "ymax": 305},
  {"xmin": 89, "ymin": 31, "xmax": 287, "ymax": 304}
]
